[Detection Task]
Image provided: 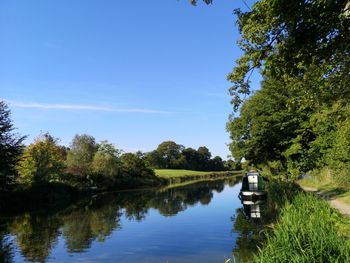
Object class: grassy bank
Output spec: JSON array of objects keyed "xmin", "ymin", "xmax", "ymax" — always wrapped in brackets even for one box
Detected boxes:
[
  {"xmin": 298, "ymin": 169, "xmax": 350, "ymax": 205},
  {"xmin": 252, "ymin": 181, "xmax": 350, "ymax": 262}
]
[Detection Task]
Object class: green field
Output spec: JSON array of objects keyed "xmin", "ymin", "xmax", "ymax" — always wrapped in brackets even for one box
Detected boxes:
[{"xmin": 155, "ymin": 169, "xmax": 241, "ymax": 179}]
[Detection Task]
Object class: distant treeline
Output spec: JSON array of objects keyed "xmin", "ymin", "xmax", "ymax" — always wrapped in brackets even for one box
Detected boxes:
[
  {"xmin": 143, "ymin": 141, "xmax": 240, "ymax": 171},
  {"xmin": 0, "ymin": 101, "xmax": 238, "ymax": 197}
]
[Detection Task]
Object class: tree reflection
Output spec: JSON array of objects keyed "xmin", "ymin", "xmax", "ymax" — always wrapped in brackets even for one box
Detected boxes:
[
  {"xmin": 148, "ymin": 182, "xmax": 220, "ymax": 216},
  {"xmin": 231, "ymin": 210, "xmax": 264, "ymax": 262},
  {"xmin": 2, "ymin": 178, "xmax": 233, "ymax": 261},
  {"xmin": 62, "ymin": 195, "xmax": 122, "ymax": 252},
  {"xmin": 10, "ymin": 213, "xmax": 61, "ymax": 263}
]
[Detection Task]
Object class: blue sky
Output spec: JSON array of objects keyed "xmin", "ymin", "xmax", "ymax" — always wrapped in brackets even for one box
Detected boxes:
[{"xmin": 0, "ymin": 0, "xmax": 260, "ymax": 158}]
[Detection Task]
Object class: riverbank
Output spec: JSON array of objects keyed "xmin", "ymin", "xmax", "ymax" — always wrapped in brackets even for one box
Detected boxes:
[
  {"xmin": 0, "ymin": 176, "xmax": 165, "ymax": 215},
  {"xmin": 251, "ymin": 180, "xmax": 350, "ymax": 262},
  {"xmin": 0, "ymin": 169, "xmax": 241, "ymax": 215},
  {"xmin": 298, "ymin": 178, "xmax": 350, "ymax": 204},
  {"xmin": 297, "ymin": 170, "xmax": 350, "ymax": 217}
]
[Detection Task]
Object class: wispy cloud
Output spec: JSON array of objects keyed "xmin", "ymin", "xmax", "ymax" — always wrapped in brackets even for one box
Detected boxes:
[{"xmin": 4, "ymin": 100, "xmax": 172, "ymax": 114}]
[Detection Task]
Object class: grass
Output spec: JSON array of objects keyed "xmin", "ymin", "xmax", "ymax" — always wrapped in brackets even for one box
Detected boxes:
[
  {"xmin": 253, "ymin": 191, "xmax": 350, "ymax": 263},
  {"xmin": 298, "ymin": 170, "xmax": 350, "ymax": 205},
  {"xmin": 155, "ymin": 169, "xmax": 242, "ymax": 179}
]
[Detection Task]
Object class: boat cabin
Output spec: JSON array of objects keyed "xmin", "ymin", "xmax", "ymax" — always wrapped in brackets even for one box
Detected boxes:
[{"xmin": 239, "ymin": 170, "xmax": 267, "ymax": 201}]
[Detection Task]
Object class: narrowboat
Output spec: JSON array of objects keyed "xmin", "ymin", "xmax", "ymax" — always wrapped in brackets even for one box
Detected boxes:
[{"xmin": 238, "ymin": 170, "xmax": 267, "ymax": 201}]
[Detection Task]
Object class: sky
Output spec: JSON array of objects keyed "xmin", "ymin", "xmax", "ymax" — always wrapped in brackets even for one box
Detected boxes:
[{"xmin": 0, "ymin": 0, "xmax": 260, "ymax": 159}]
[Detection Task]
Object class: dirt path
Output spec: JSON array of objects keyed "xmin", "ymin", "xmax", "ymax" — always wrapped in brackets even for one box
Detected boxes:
[{"xmin": 299, "ymin": 185, "xmax": 350, "ymax": 217}]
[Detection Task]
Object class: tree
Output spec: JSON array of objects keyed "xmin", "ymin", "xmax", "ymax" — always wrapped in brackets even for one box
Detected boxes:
[
  {"xmin": 144, "ymin": 150, "xmax": 162, "ymax": 168},
  {"xmin": 17, "ymin": 133, "xmax": 66, "ymax": 185},
  {"xmin": 66, "ymin": 134, "xmax": 97, "ymax": 184},
  {"xmin": 91, "ymin": 140, "xmax": 121, "ymax": 187},
  {"xmin": 209, "ymin": 156, "xmax": 224, "ymax": 171},
  {"xmin": 197, "ymin": 146, "xmax": 211, "ymax": 161},
  {"xmin": 196, "ymin": 146, "xmax": 211, "ymax": 170},
  {"xmin": 120, "ymin": 153, "xmax": 155, "ymax": 178},
  {"xmin": 227, "ymin": 0, "xmax": 350, "ymax": 110},
  {"xmin": 0, "ymin": 101, "xmax": 26, "ymax": 189},
  {"xmin": 181, "ymin": 147, "xmax": 200, "ymax": 170},
  {"xmin": 154, "ymin": 141, "xmax": 185, "ymax": 169},
  {"xmin": 10, "ymin": 213, "xmax": 61, "ymax": 263},
  {"xmin": 224, "ymin": 159, "xmax": 241, "ymax": 171}
]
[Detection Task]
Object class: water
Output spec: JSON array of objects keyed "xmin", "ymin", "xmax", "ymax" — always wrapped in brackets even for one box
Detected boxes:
[{"xmin": 0, "ymin": 178, "xmax": 266, "ymax": 263}]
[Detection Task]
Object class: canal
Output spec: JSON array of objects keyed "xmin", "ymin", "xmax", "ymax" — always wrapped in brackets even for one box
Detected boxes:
[{"xmin": 0, "ymin": 177, "xmax": 268, "ymax": 262}]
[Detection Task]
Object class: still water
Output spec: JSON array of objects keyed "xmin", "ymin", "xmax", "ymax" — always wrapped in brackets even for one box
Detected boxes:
[{"xmin": 0, "ymin": 178, "xmax": 267, "ymax": 263}]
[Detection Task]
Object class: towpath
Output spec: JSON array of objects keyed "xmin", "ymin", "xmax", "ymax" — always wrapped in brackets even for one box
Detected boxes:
[{"xmin": 299, "ymin": 185, "xmax": 350, "ymax": 217}]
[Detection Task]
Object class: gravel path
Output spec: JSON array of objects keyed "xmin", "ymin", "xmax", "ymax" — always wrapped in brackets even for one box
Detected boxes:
[{"xmin": 300, "ymin": 185, "xmax": 350, "ymax": 217}]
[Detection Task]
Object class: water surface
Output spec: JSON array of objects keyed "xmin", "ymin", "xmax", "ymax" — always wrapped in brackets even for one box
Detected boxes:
[{"xmin": 0, "ymin": 178, "xmax": 266, "ymax": 262}]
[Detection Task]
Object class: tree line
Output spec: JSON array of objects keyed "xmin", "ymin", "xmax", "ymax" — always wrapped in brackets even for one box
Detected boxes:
[
  {"xmin": 16, "ymin": 133, "xmax": 157, "ymax": 190},
  {"xmin": 0, "ymin": 101, "xmax": 234, "ymax": 192},
  {"xmin": 143, "ymin": 140, "xmax": 238, "ymax": 171},
  {"xmin": 0, "ymin": 101, "xmax": 157, "ymax": 191}
]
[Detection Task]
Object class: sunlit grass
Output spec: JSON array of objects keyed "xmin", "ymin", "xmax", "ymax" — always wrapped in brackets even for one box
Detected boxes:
[
  {"xmin": 154, "ymin": 169, "xmax": 241, "ymax": 178},
  {"xmin": 253, "ymin": 192, "xmax": 350, "ymax": 262},
  {"xmin": 298, "ymin": 172, "xmax": 350, "ymax": 205}
]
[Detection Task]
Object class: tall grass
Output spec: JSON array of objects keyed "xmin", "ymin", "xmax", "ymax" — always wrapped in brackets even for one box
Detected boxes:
[{"xmin": 253, "ymin": 192, "xmax": 350, "ymax": 262}]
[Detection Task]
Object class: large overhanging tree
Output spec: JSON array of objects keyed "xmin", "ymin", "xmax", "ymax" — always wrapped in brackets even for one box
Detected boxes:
[
  {"xmin": 192, "ymin": 0, "xmax": 350, "ymax": 110},
  {"xmin": 192, "ymin": 0, "xmax": 350, "ymax": 174}
]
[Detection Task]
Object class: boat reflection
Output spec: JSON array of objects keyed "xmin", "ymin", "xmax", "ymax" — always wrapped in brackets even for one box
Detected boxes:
[
  {"xmin": 241, "ymin": 199, "xmax": 265, "ymax": 219},
  {"xmin": 238, "ymin": 170, "xmax": 268, "ymax": 220}
]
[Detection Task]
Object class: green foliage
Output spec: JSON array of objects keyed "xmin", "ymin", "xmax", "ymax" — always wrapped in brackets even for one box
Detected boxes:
[
  {"xmin": 66, "ymin": 134, "xmax": 98, "ymax": 183},
  {"xmin": 91, "ymin": 140, "xmax": 121, "ymax": 188},
  {"xmin": 9, "ymin": 213, "xmax": 61, "ymax": 262},
  {"xmin": 227, "ymin": 76, "xmax": 303, "ymax": 172},
  {"xmin": 227, "ymin": 1, "xmax": 350, "ymax": 182},
  {"xmin": 65, "ymin": 136, "xmax": 158, "ymax": 188},
  {"xmin": 151, "ymin": 141, "xmax": 185, "ymax": 169},
  {"xmin": 145, "ymin": 141, "xmax": 227, "ymax": 171},
  {"xmin": 17, "ymin": 133, "xmax": 66, "ymax": 186},
  {"xmin": 253, "ymin": 193, "xmax": 350, "ymax": 262},
  {"xmin": 0, "ymin": 101, "xmax": 26, "ymax": 190},
  {"xmin": 227, "ymin": 0, "xmax": 350, "ymax": 110},
  {"xmin": 120, "ymin": 153, "xmax": 155, "ymax": 178}
]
